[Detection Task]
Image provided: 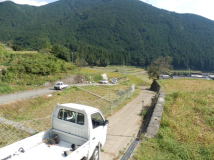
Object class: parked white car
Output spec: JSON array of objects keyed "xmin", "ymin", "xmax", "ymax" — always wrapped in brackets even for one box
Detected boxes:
[
  {"xmin": 54, "ymin": 81, "xmax": 68, "ymax": 90},
  {"xmin": 99, "ymin": 79, "xmax": 108, "ymax": 84},
  {"xmin": 0, "ymin": 103, "xmax": 109, "ymax": 160},
  {"xmin": 111, "ymin": 78, "xmax": 117, "ymax": 84}
]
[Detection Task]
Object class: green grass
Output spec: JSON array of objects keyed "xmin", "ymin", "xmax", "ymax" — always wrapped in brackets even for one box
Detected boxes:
[
  {"xmin": 136, "ymin": 74, "xmax": 153, "ymax": 85},
  {"xmin": 134, "ymin": 79, "xmax": 214, "ymax": 160}
]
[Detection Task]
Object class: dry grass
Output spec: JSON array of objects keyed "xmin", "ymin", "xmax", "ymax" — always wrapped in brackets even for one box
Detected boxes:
[
  {"xmin": 134, "ymin": 79, "xmax": 214, "ymax": 160},
  {"xmin": 82, "ymin": 85, "xmax": 128, "ymax": 97},
  {"xmin": 159, "ymin": 79, "xmax": 214, "ymax": 93},
  {"xmin": 0, "ymin": 85, "xmax": 135, "ymax": 121},
  {"xmin": 136, "ymin": 74, "xmax": 153, "ymax": 85},
  {"xmin": 81, "ymin": 68, "xmax": 122, "ymax": 78},
  {"xmin": 0, "ymin": 87, "xmax": 99, "ymax": 121},
  {"xmin": 89, "ymin": 66, "xmax": 145, "ymax": 75},
  {"xmin": 9, "ymin": 51, "xmax": 38, "ymax": 54}
]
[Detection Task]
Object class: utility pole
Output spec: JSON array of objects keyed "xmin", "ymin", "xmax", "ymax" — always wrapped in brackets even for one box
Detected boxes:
[
  {"xmin": 123, "ymin": 60, "xmax": 125, "ymax": 74},
  {"xmin": 72, "ymin": 52, "xmax": 74, "ymax": 63},
  {"xmin": 189, "ymin": 67, "xmax": 190, "ymax": 76}
]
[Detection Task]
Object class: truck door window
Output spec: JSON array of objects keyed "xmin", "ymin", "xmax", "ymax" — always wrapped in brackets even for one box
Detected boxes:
[
  {"xmin": 77, "ymin": 113, "xmax": 84, "ymax": 125},
  {"xmin": 91, "ymin": 112, "xmax": 104, "ymax": 128}
]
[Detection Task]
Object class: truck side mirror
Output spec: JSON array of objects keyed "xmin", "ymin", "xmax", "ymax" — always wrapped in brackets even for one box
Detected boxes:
[{"xmin": 104, "ymin": 120, "xmax": 109, "ymax": 126}]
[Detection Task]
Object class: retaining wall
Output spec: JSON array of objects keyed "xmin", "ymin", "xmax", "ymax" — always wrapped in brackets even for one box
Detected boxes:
[
  {"xmin": 43, "ymin": 75, "xmax": 85, "ymax": 87},
  {"xmin": 145, "ymin": 80, "xmax": 165, "ymax": 138}
]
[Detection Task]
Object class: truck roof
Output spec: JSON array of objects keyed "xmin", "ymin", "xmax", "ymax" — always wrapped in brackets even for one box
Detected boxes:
[{"xmin": 56, "ymin": 103, "xmax": 100, "ymax": 114}]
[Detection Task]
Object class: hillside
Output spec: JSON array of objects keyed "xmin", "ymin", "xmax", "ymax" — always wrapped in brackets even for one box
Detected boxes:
[
  {"xmin": 0, "ymin": 43, "xmax": 76, "ymax": 94},
  {"xmin": 1, "ymin": 0, "xmax": 214, "ymax": 70}
]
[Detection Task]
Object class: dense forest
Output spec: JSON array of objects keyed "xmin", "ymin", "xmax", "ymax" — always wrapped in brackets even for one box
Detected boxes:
[{"xmin": 1, "ymin": 0, "xmax": 214, "ymax": 70}]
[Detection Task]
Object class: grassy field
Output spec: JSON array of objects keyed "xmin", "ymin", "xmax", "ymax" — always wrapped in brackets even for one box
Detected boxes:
[
  {"xmin": 134, "ymin": 79, "xmax": 214, "ymax": 160},
  {"xmin": 84, "ymin": 66, "xmax": 151, "ymax": 86},
  {"xmin": 0, "ymin": 84, "xmax": 139, "ymax": 120},
  {"xmin": 92, "ymin": 65, "xmax": 145, "ymax": 74}
]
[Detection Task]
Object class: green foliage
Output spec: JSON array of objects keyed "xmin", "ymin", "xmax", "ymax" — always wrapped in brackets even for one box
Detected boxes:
[
  {"xmin": 7, "ymin": 54, "xmax": 67, "ymax": 76},
  {"xmin": 93, "ymin": 74, "xmax": 103, "ymax": 82},
  {"xmin": 1, "ymin": 0, "xmax": 214, "ymax": 70},
  {"xmin": 148, "ymin": 56, "xmax": 172, "ymax": 79},
  {"xmin": 0, "ymin": 83, "xmax": 13, "ymax": 94},
  {"xmin": 11, "ymin": 45, "xmax": 22, "ymax": 51},
  {"xmin": 138, "ymin": 58, "xmax": 145, "ymax": 67},
  {"xmin": 51, "ymin": 45, "xmax": 71, "ymax": 62},
  {"xmin": 75, "ymin": 57, "xmax": 88, "ymax": 71},
  {"xmin": 70, "ymin": 86, "xmax": 82, "ymax": 91},
  {"xmin": 0, "ymin": 49, "xmax": 71, "ymax": 90}
]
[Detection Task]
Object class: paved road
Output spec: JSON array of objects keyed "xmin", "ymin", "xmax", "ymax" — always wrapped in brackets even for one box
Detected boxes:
[
  {"xmin": 0, "ymin": 83, "xmax": 115, "ymax": 105},
  {"xmin": 101, "ymin": 87, "xmax": 155, "ymax": 160},
  {"xmin": 0, "ymin": 87, "xmax": 56, "ymax": 105}
]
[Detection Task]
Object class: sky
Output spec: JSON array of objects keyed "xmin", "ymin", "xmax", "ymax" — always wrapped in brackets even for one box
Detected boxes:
[
  {"xmin": 141, "ymin": 0, "xmax": 214, "ymax": 21},
  {"xmin": 0, "ymin": 0, "xmax": 214, "ymax": 20}
]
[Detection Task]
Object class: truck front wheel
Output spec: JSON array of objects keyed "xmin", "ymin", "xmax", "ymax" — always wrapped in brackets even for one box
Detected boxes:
[{"xmin": 90, "ymin": 147, "xmax": 99, "ymax": 160}]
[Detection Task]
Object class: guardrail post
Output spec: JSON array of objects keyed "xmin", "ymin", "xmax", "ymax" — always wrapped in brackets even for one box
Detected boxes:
[{"xmin": 98, "ymin": 143, "xmax": 101, "ymax": 160}]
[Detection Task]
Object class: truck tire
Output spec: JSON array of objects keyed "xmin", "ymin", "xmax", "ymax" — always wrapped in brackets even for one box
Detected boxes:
[{"xmin": 90, "ymin": 147, "xmax": 99, "ymax": 160}]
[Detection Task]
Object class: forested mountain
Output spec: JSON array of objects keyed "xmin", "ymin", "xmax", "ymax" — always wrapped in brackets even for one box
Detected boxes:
[{"xmin": 1, "ymin": 0, "xmax": 214, "ymax": 70}]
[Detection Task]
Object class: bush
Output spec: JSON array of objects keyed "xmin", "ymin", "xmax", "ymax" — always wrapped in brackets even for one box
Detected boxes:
[{"xmin": 93, "ymin": 74, "xmax": 103, "ymax": 82}]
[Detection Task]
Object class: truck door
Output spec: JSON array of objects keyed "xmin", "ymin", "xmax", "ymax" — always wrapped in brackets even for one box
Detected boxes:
[{"xmin": 91, "ymin": 112, "xmax": 107, "ymax": 148}]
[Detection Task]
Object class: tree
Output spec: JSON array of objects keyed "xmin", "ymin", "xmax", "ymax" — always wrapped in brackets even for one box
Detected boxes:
[
  {"xmin": 51, "ymin": 45, "xmax": 70, "ymax": 62},
  {"xmin": 40, "ymin": 41, "xmax": 52, "ymax": 53},
  {"xmin": 99, "ymin": 54, "xmax": 109, "ymax": 67},
  {"xmin": 148, "ymin": 56, "xmax": 172, "ymax": 79},
  {"xmin": 11, "ymin": 45, "xmax": 22, "ymax": 51},
  {"xmin": 138, "ymin": 58, "xmax": 145, "ymax": 67},
  {"xmin": 75, "ymin": 57, "xmax": 88, "ymax": 71}
]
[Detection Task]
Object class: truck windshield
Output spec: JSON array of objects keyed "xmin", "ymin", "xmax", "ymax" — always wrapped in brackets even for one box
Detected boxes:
[{"xmin": 58, "ymin": 109, "xmax": 84, "ymax": 125}]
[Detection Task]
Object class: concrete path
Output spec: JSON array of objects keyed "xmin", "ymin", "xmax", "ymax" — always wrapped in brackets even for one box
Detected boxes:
[{"xmin": 101, "ymin": 87, "xmax": 155, "ymax": 160}]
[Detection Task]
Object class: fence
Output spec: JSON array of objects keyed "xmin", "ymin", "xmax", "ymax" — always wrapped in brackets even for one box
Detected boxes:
[
  {"xmin": 77, "ymin": 84, "xmax": 135, "ymax": 116},
  {"xmin": 0, "ymin": 116, "xmax": 51, "ymax": 148},
  {"xmin": 0, "ymin": 84, "xmax": 135, "ymax": 148}
]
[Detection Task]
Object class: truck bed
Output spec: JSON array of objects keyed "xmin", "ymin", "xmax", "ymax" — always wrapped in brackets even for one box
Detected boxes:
[
  {"xmin": 11, "ymin": 140, "xmax": 71, "ymax": 160},
  {"xmin": 0, "ymin": 129, "xmax": 89, "ymax": 160}
]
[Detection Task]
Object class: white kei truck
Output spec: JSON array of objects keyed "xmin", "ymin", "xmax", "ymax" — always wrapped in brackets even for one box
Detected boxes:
[
  {"xmin": 0, "ymin": 103, "xmax": 109, "ymax": 160},
  {"xmin": 54, "ymin": 82, "xmax": 68, "ymax": 90}
]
